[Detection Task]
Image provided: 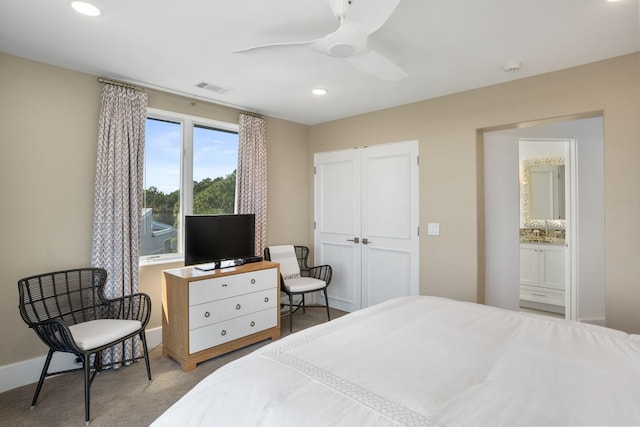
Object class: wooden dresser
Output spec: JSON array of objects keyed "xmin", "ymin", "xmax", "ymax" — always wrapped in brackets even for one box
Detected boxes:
[{"xmin": 162, "ymin": 261, "xmax": 280, "ymax": 371}]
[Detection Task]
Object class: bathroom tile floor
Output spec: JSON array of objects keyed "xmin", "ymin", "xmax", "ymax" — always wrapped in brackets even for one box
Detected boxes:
[{"xmin": 520, "ymin": 307, "xmax": 565, "ymax": 319}]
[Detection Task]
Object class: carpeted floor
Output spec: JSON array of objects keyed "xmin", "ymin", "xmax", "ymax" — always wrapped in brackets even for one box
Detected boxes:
[{"xmin": 0, "ymin": 307, "xmax": 345, "ymax": 427}]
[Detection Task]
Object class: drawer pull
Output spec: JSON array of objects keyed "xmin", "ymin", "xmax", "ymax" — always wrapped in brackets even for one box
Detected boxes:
[
  {"xmin": 204, "ymin": 311, "xmax": 210, "ymax": 318},
  {"xmin": 264, "ymin": 296, "xmax": 269, "ymax": 303},
  {"xmin": 222, "ymin": 283, "xmax": 228, "ymax": 287},
  {"xmin": 532, "ymin": 292, "xmax": 547, "ymax": 297},
  {"xmin": 250, "ymin": 321, "xmax": 256, "ymax": 327},
  {"xmin": 251, "ymin": 278, "xmax": 256, "ymax": 284},
  {"xmin": 236, "ymin": 303, "xmax": 242, "ymax": 310},
  {"xmin": 221, "ymin": 329, "xmax": 227, "ymax": 336}
]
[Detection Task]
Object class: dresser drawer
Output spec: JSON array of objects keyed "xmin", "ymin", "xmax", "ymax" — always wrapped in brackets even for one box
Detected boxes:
[
  {"xmin": 520, "ymin": 285, "xmax": 565, "ymax": 306},
  {"xmin": 189, "ymin": 318, "xmax": 238, "ymax": 354},
  {"xmin": 189, "ymin": 268, "xmax": 278, "ymax": 305},
  {"xmin": 237, "ymin": 307, "xmax": 278, "ymax": 337},
  {"xmin": 222, "ymin": 293, "xmax": 254, "ymax": 320},
  {"xmin": 252, "ymin": 288, "xmax": 278, "ymax": 311},
  {"xmin": 189, "ymin": 300, "xmax": 224, "ymax": 330}
]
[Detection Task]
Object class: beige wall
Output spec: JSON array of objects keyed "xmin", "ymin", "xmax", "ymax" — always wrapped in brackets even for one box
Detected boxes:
[
  {"xmin": 2, "ymin": 50, "xmax": 639, "ymax": 370},
  {"xmin": 310, "ymin": 52, "xmax": 640, "ymax": 334},
  {"xmin": 1, "ymin": 54, "xmax": 100, "ymax": 366},
  {"xmin": 0, "ymin": 52, "xmax": 311, "ymax": 366}
]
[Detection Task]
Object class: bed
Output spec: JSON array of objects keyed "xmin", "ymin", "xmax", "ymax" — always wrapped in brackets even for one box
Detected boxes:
[{"xmin": 152, "ymin": 296, "xmax": 640, "ymax": 426}]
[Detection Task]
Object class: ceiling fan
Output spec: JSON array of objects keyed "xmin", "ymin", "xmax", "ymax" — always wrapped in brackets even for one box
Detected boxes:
[{"xmin": 232, "ymin": 0, "xmax": 407, "ymax": 81}]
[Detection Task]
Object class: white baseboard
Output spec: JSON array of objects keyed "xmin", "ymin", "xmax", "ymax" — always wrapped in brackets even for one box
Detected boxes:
[{"xmin": 0, "ymin": 327, "xmax": 162, "ymax": 394}]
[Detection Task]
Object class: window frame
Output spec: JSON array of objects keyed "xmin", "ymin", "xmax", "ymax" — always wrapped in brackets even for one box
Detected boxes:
[{"xmin": 140, "ymin": 108, "xmax": 239, "ymax": 264}]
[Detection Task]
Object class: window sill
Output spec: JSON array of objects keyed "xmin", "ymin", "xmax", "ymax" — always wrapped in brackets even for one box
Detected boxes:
[{"xmin": 139, "ymin": 257, "xmax": 184, "ymax": 269}]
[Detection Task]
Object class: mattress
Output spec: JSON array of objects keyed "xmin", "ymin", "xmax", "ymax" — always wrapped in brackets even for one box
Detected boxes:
[{"xmin": 152, "ymin": 296, "xmax": 640, "ymax": 426}]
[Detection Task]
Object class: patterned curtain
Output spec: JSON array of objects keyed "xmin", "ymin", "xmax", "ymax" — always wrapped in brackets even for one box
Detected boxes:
[
  {"xmin": 237, "ymin": 113, "xmax": 267, "ymax": 257},
  {"xmin": 91, "ymin": 83, "xmax": 148, "ymax": 367}
]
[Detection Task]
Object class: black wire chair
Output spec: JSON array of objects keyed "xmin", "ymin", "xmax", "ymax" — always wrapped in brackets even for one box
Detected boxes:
[
  {"xmin": 18, "ymin": 268, "xmax": 152, "ymax": 425},
  {"xmin": 264, "ymin": 246, "xmax": 332, "ymax": 333}
]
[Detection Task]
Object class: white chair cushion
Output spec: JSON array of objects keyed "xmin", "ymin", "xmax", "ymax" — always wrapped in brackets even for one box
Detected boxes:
[
  {"xmin": 284, "ymin": 277, "xmax": 326, "ymax": 293},
  {"xmin": 69, "ymin": 319, "xmax": 142, "ymax": 350},
  {"xmin": 268, "ymin": 245, "xmax": 301, "ymax": 280}
]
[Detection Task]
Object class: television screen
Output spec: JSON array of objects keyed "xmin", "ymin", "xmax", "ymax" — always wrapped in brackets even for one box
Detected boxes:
[{"xmin": 184, "ymin": 214, "xmax": 255, "ymax": 266}]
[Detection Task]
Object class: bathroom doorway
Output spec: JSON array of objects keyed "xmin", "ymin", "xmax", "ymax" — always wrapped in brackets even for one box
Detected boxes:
[{"xmin": 482, "ymin": 115, "xmax": 605, "ymax": 325}]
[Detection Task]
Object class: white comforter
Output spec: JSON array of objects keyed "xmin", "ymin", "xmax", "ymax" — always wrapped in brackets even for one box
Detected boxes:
[{"xmin": 152, "ymin": 296, "xmax": 640, "ymax": 426}]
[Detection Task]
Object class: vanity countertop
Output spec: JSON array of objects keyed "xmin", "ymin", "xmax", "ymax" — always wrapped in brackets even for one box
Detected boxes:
[{"xmin": 520, "ymin": 236, "xmax": 565, "ymax": 245}]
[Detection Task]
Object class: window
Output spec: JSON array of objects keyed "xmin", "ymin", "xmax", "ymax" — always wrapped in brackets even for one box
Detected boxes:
[{"xmin": 140, "ymin": 108, "xmax": 239, "ymax": 262}]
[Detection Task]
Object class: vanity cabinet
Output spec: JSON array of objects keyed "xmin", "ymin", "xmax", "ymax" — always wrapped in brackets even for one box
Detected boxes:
[
  {"xmin": 162, "ymin": 261, "xmax": 280, "ymax": 371},
  {"xmin": 520, "ymin": 243, "xmax": 565, "ymax": 307}
]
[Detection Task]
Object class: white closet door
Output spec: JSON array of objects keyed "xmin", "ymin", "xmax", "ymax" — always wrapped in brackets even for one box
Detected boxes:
[
  {"xmin": 314, "ymin": 141, "xmax": 419, "ymax": 312},
  {"xmin": 314, "ymin": 149, "xmax": 362, "ymax": 312},
  {"xmin": 360, "ymin": 142, "xmax": 419, "ymax": 307}
]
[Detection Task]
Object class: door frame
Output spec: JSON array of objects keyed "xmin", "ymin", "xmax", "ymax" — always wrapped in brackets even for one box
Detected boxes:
[{"xmin": 566, "ymin": 139, "xmax": 579, "ymax": 320}]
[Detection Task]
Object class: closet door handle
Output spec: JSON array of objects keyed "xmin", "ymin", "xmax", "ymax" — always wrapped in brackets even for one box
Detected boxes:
[
  {"xmin": 347, "ymin": 237, "xmax": 360, "ymax": 243},
  {"xmin": 362, "ymin": 238, "xmax": 372, "ymax": 245}
]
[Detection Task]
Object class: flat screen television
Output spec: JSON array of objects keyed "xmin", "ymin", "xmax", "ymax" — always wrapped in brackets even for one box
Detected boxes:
[{"xmin": 184, "ymin": 214, "xmax": 255, "ymax": 266}]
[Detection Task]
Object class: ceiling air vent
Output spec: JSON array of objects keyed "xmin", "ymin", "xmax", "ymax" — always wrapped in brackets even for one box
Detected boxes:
[
  {"xmin": 503, "ymin": 60, "xmax": 522, "ymax": 73},
  {"xmin": 195, "ymin": 82, "xmax": 230, "ymax": 94}
]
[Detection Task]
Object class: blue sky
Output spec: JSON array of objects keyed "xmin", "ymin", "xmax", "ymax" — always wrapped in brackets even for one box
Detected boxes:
[{"xmin": 145, "ymin": 118, "xmax": 238, "ymax": 194}]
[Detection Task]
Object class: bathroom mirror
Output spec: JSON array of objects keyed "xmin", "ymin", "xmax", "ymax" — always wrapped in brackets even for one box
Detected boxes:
[{"xmin": 521, "ymin": 157, "xmax": 565, "ymax": 227}]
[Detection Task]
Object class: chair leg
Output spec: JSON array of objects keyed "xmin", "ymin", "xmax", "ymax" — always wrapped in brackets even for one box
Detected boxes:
[
  {"xmin": 302, "ymin": 294, "xmax": 306, "ymax": 313},
  {"xmin": 31, "ymin": 348, "xmax": 54, "ymax": 408},
  {"xmin": 289, "ymin": 295, "xmax": 294, "ymax": 333},
  {"xmin": 83, "ymin": 355, "xmax": 91, "ymax": 425},
  {"xmin": 94, "ymin": 350, "xmax": 101, "ymax": 373},
  {"xmin": 324, "ymin": 289, "xmax": 331, "ymax": 321},
  {"xmin": 140, "ymin": 332, "xmax": 152, "ymax": 381}
]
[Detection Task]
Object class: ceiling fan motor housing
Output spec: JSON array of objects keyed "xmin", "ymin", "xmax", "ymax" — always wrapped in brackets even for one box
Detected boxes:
[{"xmin": 330, "ymin": 43, "xmax": 356, "ymax": 57}]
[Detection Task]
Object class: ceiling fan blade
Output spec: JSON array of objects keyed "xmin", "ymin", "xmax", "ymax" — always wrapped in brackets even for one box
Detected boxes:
[
  {"xmin": 347, "ymin": 49, "xmax": 407, "ymax": 81},
  {"xmin": 347, "ymin": 0, "xmax": 402, "ymax": 34},
  {"xmin": 232, "ymin": 40, "xmax": 315, "ymax": 54}
]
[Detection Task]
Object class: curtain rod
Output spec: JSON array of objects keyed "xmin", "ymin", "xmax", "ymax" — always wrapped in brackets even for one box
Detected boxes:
[
  {"xmin": 97, "ymin": 77, "xmax": 263, "ymax": 118},
  {"xmin": 240, "ymin": 110, "xmax": 264, "ymax": 119},
  {"xmin": 97, "ymin": 77, "xmax": 145, "ymax": 92}
]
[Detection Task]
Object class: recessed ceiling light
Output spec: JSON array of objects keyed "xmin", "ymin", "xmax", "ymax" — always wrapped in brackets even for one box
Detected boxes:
[
  {"xmin": 312, "ymin": 88, "xmax": 328, "ymax": 96},
  {"xmin": 70, "ymin": 1, "xmax": 102, "ymax": 17}
]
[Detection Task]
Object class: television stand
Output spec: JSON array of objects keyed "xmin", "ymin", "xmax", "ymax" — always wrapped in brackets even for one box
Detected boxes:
[
  {"xmin": 194, "ymin": 258, "xmax": 246, "ymax": 271},
  {"xmin": 194, "ymin": 262, "xmax": 219, "ymax": 271}
]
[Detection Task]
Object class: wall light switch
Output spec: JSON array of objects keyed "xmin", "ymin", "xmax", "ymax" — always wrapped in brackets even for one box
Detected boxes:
[{"xmin": 427, "ymin": 223, "xmax": 440, "ymax": 236}]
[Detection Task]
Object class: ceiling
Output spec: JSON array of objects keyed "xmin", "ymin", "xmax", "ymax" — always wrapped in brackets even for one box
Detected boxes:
[{"xmin": 1, "ymin": 0, "xmax": 638, "ymax": 125}]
